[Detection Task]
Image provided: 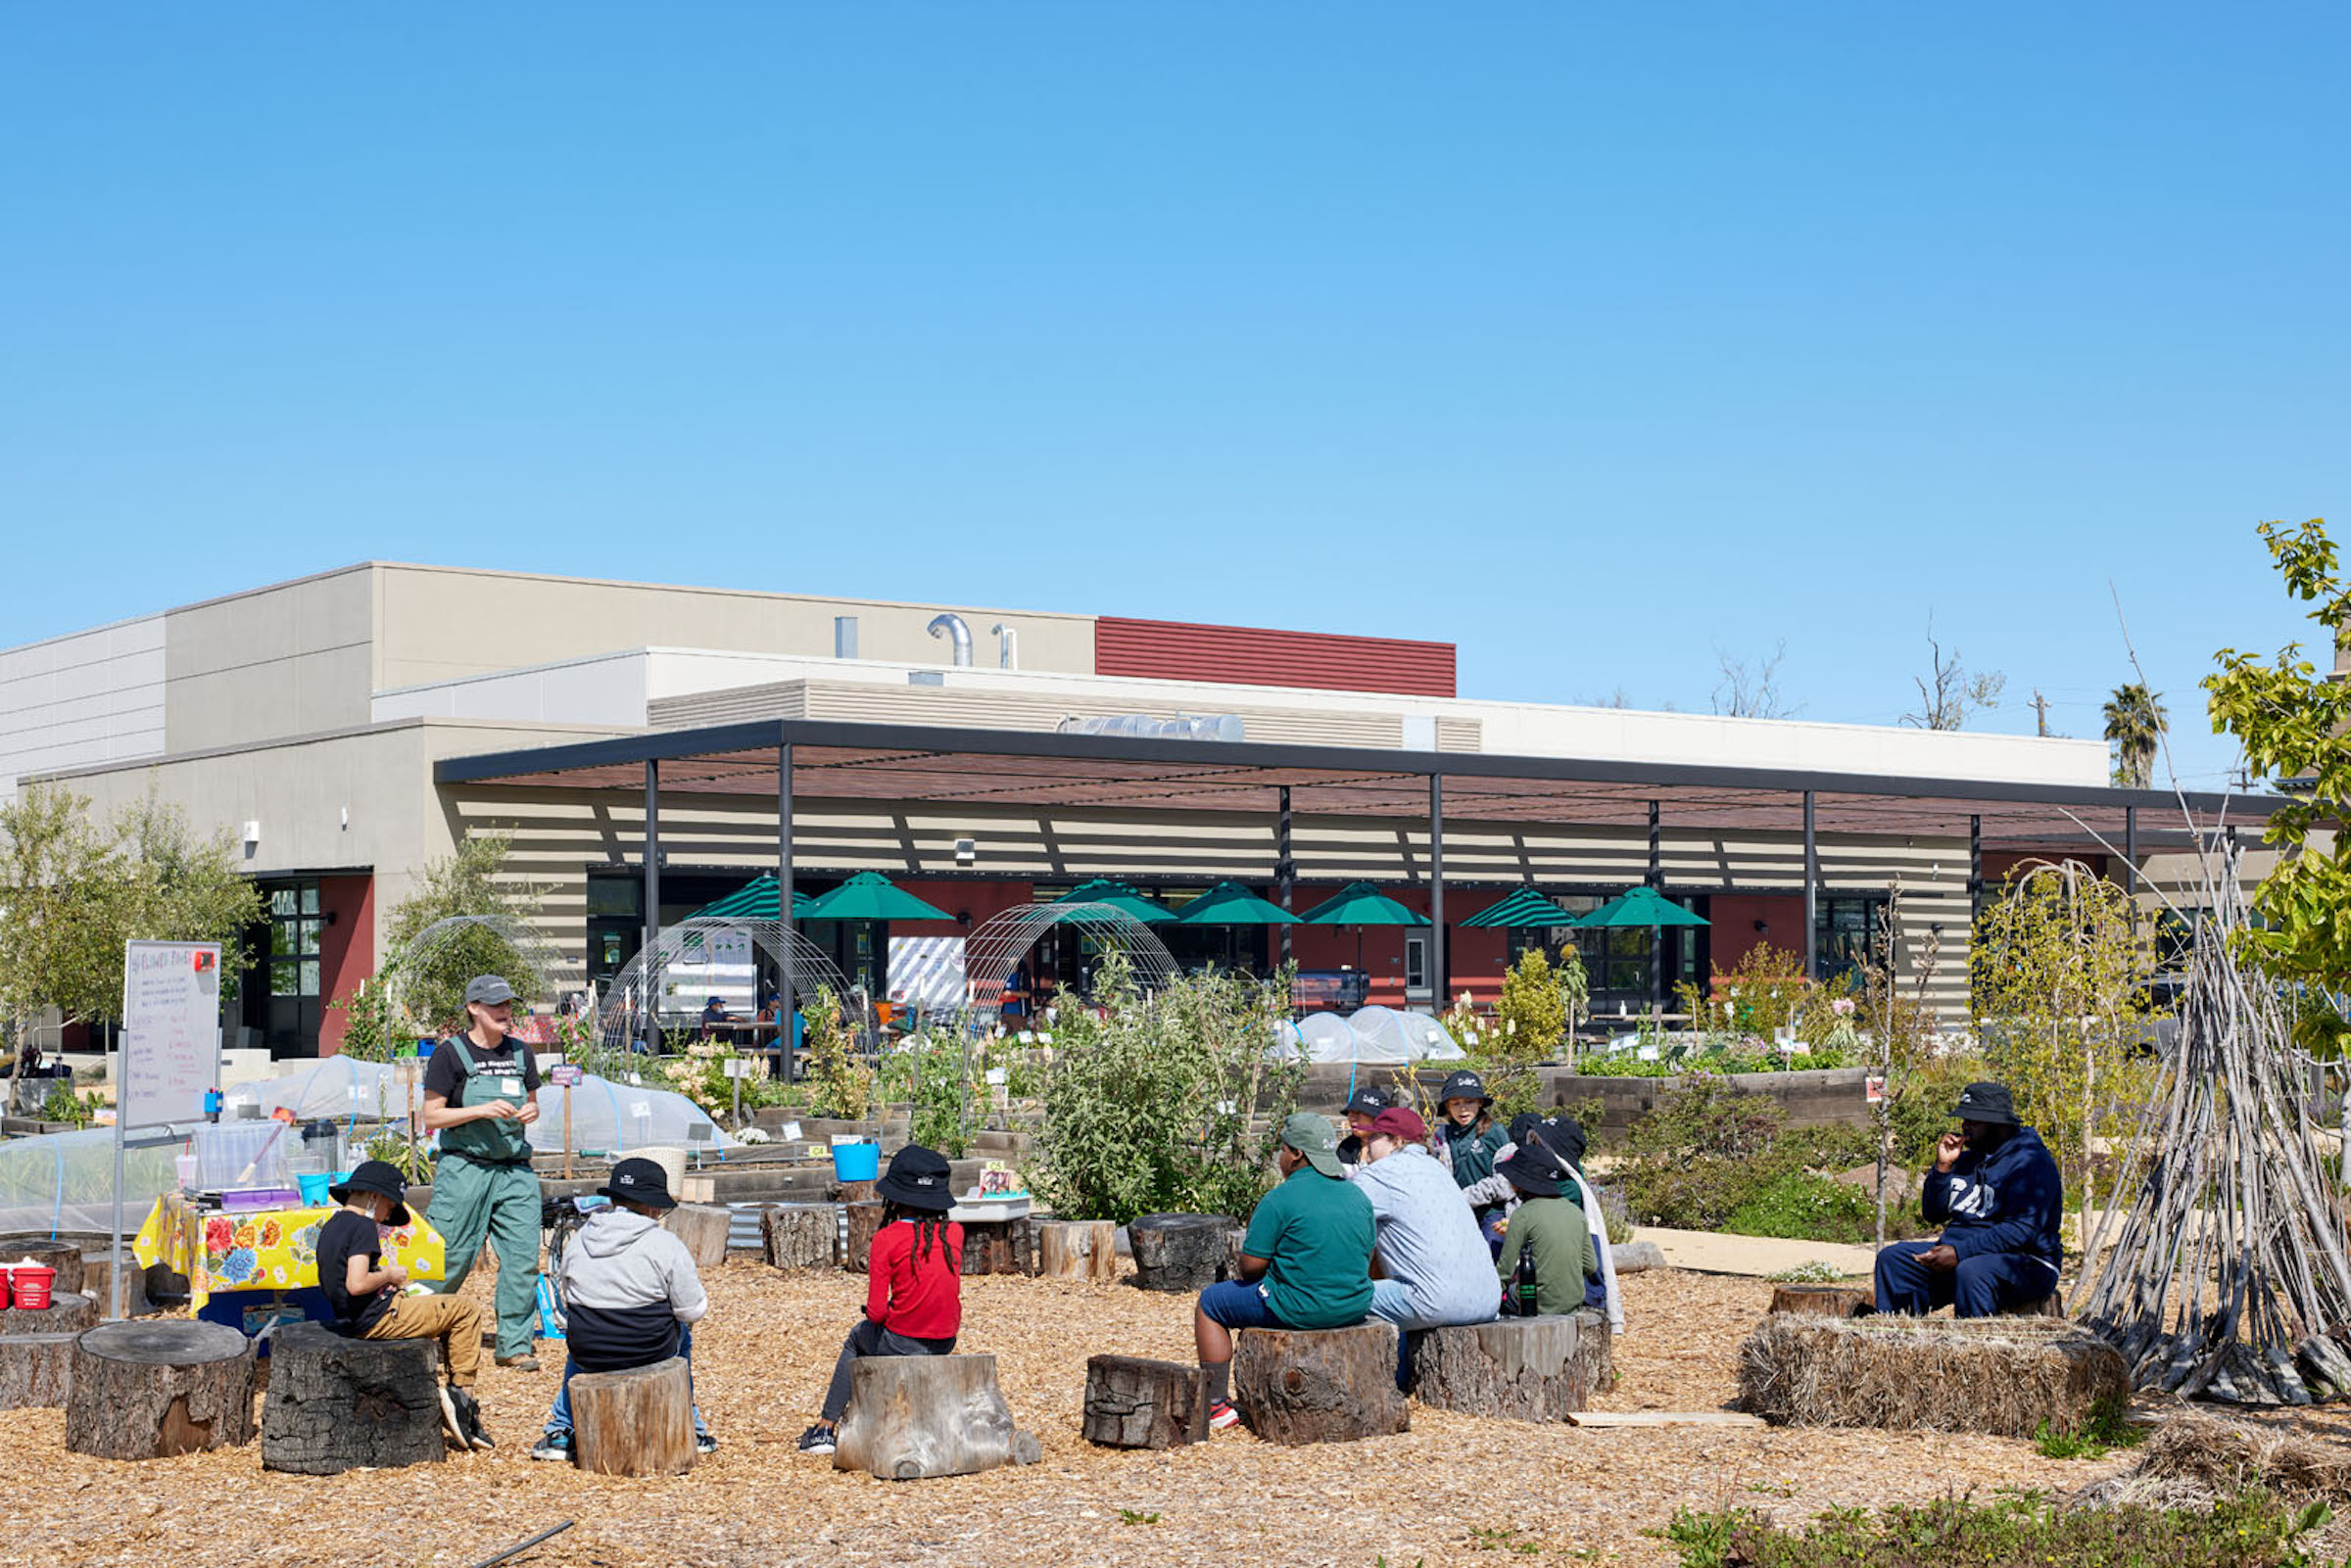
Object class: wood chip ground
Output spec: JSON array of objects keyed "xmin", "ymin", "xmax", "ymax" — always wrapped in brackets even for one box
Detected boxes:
[{"xmin": 15, "ymin": 1261, "xmax": 2341, "ymax": 1567}]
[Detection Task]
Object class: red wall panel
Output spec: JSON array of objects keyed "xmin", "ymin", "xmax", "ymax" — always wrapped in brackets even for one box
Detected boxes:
[
  {"xmin": 316, "ymin": 874, "xmax": 375, "ymax": 1057},
  {"xmin": 1093, "ymin": 616, "xmax": 1456, "ymax": 697}
]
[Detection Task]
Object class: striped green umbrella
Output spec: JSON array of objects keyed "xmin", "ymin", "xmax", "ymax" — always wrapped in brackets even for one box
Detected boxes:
[
  {"xmin": 1461, "ymin": 886, "xmax": 1571, "ymax": 928},
  {"xmin": 691, "ymin": 874, "xmax": 815, "ymax": 921},
  {"xmin": 1172, "ymin": 880, "xmax": 1301, "ymax": 926},
  {"xmin": 801, "ymin": 872, "xmax": 953, "ymax": 923},
  {"xmin": 1296, "ymin": 881, "xmax": 1428, "ymax": 927},
  {"xmin": 1574, "ymin": 885, "xmax": 1709, "ymax": 928},
  {"xmin": 1052, "ymin": 879, "xmax": 1179, "ymax": 925}
]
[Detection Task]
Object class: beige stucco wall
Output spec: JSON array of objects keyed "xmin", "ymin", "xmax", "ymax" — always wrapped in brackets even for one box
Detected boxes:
[{"xmin": 163, "ymin": 566, "xmax": 376, "ymax": 753}]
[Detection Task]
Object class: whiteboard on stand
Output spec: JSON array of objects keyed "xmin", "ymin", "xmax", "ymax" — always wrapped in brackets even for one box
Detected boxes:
[{"xmin": 119, "ymin": 939, "xmax": 222, "ymax": 1133}]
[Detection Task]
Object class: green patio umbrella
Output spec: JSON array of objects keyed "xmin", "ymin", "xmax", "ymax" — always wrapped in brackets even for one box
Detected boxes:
[
  {"xmin": 1051, "ymin": 879, "xmax": 1178, "ymax": 925},
  {"xmin": 1573, "ymin": 885, "xmax": 1709, "ymax": 928},
  {"xmin": 1297, "ymin": 879, "xmax": 1427, "ymax": 973},
  {"xmin": 691, "ymin": 874, "xmax": 815, "ymax": 921},
  {"xmin": 1460, "ymin": 886, "xmax": 1572, "ymax": 928},
  {"xmin": 800, "ymin": 871, "xmax": 953, "ymax": 924},
  {"xmin": 1172, "ymin": 879, "xmax": 1301, "ymax": 926}
]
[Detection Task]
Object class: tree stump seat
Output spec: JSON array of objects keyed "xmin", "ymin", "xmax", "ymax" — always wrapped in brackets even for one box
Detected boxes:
[
  {"xmin": 261, "ymin": 1322, "xmax": 445, "ymax": 1474},
  {"xmin": 66, "ymin": 1319, "xmax": 255, "ymax": 1459},
  {"xmin": 1039, "ymin": 1221, "xmax": 1118, "ymax": 1283},
  {"xmin": 1, "ymin": 1291, "xmax": 96, "ymax": 1336},
  {"xmin": 1232, "ymin": 1322, "xmax": 1410, "ymax": 1445},
  {"xmin": 0, "ymin": 1240, "xmax": 84, "ymax": 1295},
  {"xmin": 1082, "ymin": 1354, "xmax": 1209, "ymax": 1449},
  {"xmin": 762, "ymin": 1205, "xmax": 840, "ymax": 1270},
  {"xmin": 1409, "ymin": 1309, "xmax": 1614, "ymax": 1421},
  {"xmin": 959, "ymin": 1218, "xmax": 1040, "ymax": 1277},
  {"xmin": 833, "ymin": 1354, "xmax": 1041, "ymax": 1479},
  {"xmin": 83, "ymin": 1250, "xmax": 166, "ymax": 1316},
  {"xmin": 844, "ymin": 1202, "xmax": 887, "ymax": 1272},
  {"xmin": 664, "ymin": 1204, "xmax": 732, "ymax": 1269},
  {"xmin": 1769, "ymin": 1284, "xmax": 1875, "ymax": 1318},
  {"xmin": 0, "ymin": 1333, "xmax": 79, "ymax": 1409},
  {"xmin": 572, "ymin": 1357, "xmax": 696, "ymax": 1476},
  {"xmin": 1996, "ymin": 1294, "xmax": 2064, "ymax": 1319},
  {"xmin": 1129, "ymin": 1212, "xmax": 1240, "ymax": 1293}
]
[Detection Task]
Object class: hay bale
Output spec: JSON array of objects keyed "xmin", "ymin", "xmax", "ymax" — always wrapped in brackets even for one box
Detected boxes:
[{"xmin": 1734, "ymin": 1313, "xmax": 2128, "ymax": 1439}]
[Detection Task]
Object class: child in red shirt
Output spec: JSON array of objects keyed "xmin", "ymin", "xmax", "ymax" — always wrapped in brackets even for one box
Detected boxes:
[{"xmin": 798, "ymin": 1144, "xmax": 964, "ymax": 1454}]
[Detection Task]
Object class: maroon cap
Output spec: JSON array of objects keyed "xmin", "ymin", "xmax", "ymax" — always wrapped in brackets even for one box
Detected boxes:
[{"xmin": 1369, "ymin": 1107, "xmax": 1428, "ymax": 1142}]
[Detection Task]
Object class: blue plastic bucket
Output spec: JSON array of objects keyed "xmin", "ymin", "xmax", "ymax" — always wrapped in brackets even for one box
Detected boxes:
[
  {"xmin": 830, "ymin": 1141, "xmax": 880, "ymax": 1182},
  {"xmin": 297, "ymin": 1170, "xmax": 334, "ymax": 1207}
]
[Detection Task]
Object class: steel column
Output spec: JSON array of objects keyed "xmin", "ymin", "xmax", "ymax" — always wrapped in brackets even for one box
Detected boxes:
[
  {"xmin": 1648, "ymin": 800, "xmax": 1663, "ymax": 1005},
  {"xmin": 1969, "ymin": 814, "xmax": 1984, "ymax": 927},
  {"xmin": 779, "ymin": 743, "xmax": 795, "ymax": 1068},
  {"xmin": 643, "ymin": 759, "xmax": 661, "ymax": 1053},
  {"xmin": 1801, "ymin": 790, "xmax": 1818, "ymax": 982},
  {"xmin": 1276, "ymin": 785, "xmax": 1294, "ymax": 967},
  {"xmin": 1429, "ymin": 775, "xmax": 1446, "ymax": 1006}
]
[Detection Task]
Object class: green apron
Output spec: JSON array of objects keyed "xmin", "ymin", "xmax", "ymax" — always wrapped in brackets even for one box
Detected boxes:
[{"xmin": 425, "ymin": 1036, "xmax": 541, "ymax": 1357}]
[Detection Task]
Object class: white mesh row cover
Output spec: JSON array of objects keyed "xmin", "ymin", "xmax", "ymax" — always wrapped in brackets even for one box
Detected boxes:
[
  {"xmin": 1283, "ymin": 1008, "xmax": 1466, "ymax": 1064},
  {"xmin": 228, "ymin": 1058, "xmax": 737, "ymax": 1156}
]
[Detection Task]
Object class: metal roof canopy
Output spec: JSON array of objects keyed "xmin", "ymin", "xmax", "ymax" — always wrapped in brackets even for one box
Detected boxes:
[{"xmin": 433, "ymin": 717, "xmax": 2264, "ymax": 853}]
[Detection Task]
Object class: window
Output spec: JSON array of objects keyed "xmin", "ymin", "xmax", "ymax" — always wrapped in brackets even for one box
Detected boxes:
[
  {"xmin": 1403, "ymin": 934, "xmax": 1427, "ymax": 991},
  {"xmin": 1813, "ymin": 896, "xmax": 1887, "ymax": 985},
  {"xmin": 267, "ymin": 882, "xmax": 322, "ymax": 1000}
]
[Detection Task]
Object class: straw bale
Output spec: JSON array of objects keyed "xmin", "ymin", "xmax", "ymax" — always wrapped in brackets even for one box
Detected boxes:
[{"xmin": 1736, "ymin": 1313, "xmax": 2129, "ymax": 1439}]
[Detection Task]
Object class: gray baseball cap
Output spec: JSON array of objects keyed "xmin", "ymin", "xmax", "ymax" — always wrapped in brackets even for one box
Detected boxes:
[
  {"xmin": 463, "ymin": 974, "xmax": 517, "ymax": 1006},
  {"xmin": 1280, "ymin": 1112, "xmax": 1343, "ymax": 1178}
]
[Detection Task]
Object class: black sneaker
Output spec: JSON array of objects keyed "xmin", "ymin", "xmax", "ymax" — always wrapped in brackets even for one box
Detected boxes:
[
  {"xmin": 530, "ymin": 1430, "xmax": 574, "ymax": 1462},
  {"xmin": 437, "ymin": 1384, "xmax": 466, "ymax": 1448},
  {"xmin": 696, "ymin": 1430, "xmax": 719, "ymax": 1455},
  {"xmin": 796, "ymin": 1423, "xmax": 837, "ymax": 1454},
  {"xmin": 450, "ymin": 1387, "xmax": 495, "ymax": 1450}
]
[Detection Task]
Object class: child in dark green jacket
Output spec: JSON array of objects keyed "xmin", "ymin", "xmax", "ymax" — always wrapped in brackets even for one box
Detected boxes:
[
  {"xmin": 1434, "ymin": 1069, "xmax": 1511, "ymax": 1250},
  {"xmin": 1494, "ymin": 1144, "xmax": 1597, "ymax": 1316}
]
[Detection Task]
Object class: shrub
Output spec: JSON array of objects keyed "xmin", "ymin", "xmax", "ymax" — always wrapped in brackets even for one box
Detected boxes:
[
  {"xmin": 1664, "ymin": 1492, "xmax": 2320, "ymax": 1568},
  {"xmin": 804, "ymin": 986, "xmax": 874, "ymax": 1120},
  {"xmin": 1496, "ymin": 950, "xmax": 1566, "ymax": 1057},
  {"xmin": 1722, "ymin": 1171, "xmax": 1880, "ymax": 1244}
]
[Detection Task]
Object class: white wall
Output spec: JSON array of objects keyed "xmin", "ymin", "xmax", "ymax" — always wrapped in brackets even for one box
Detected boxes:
[
  {"xmin": 0, "ymin": 613, "xmax": 167, "ymax": 800},
  {"xmin": 373, "ymin": 650, "xmax": 651, "ymax": 729}
]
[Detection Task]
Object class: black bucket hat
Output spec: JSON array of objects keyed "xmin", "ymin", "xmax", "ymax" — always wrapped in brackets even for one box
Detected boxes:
[
  {"xmin": 1493, "ymin": 1146, "xmax": 1562, "ymax": 1199},
  {"xmin": 600, "ymin": 1157, "xmax": 678, "ymax": 1212},
  {"xmin": 1507, "ymin": 1112, "xmax": 1545, "ymax": 1147},
  {"xmin": 1537, "ymin": 1114, "xmax": 1591, "ymax": 1174},
  {"xmin": 1343, "ymin": 1084, "xmax": 1397, "ymax": 1120},
  {"xmin": 877, "ymin": 1145, "xmax": 956, "ymax": 1212},
  {"xmin": 329, "ymin": 1160, "xmax": 412, "ymax": 1227},
  {"xmin": 1437, "ymin": 1069, "xmax": 1491, "ymax": 1109},
  {"xmin": 1949, "ymin": 1081, "xmax": 2020, "ymax": 1126}
]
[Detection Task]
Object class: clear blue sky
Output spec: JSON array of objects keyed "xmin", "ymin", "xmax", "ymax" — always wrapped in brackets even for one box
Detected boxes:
[{"xmin": 6, "ymin": 4, "xmax": 2346, "ymax": 789}]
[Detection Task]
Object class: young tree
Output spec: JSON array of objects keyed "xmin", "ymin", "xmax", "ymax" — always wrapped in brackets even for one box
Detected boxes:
[
  {"xmin": 1855, "ymin": 887, "xmax": 1943, "ymax": 1247},
  {"xmin": 2101, "ymin": 682, "xmax": 2168, "ymax": 787},
  {"xmin": 379, "ymin": 831, "xmax": 548, "ymax": 1034},
  {"xmin": 1900, "ymin": 618, "xmax": 2006, "ymax": 731},
  {"xmin": 2206, "ymin": 518, "xmax": 2351, "ymax": 1054}
]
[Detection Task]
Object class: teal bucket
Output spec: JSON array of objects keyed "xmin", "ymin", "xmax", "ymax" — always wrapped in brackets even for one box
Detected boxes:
[
  {"xmin": 297, "ymin": 1170, "xmax": 336, "ymax": 1206},
  {"xmin": 830, "ymin": 1141, "xmax": 880, "ymax": 1182}
]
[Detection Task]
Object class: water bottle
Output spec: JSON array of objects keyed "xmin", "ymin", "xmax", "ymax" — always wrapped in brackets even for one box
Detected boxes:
[{"xmin": 1513, "ymin": 1245, "xmax": 1540, "ymax": 1317}]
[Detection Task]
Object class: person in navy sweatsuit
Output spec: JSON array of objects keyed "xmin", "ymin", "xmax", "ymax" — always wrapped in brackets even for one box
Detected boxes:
[{"xmin": 1875, "ymin": 1080, "xmax": 2063, "ymax": 1317}]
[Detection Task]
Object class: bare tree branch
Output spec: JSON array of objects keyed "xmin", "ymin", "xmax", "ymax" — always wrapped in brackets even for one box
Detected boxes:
[{"xmin": 1711, "ymin": 640, "xmax": 1800, "ymax": 719}]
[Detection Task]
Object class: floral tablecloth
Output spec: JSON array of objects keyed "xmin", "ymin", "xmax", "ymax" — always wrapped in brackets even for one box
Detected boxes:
[{"xmin": 132, "ymin": 1193, "xmax": 446, "ymax": 1311}]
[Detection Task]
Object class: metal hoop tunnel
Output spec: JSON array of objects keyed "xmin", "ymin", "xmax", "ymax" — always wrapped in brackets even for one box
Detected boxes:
[
  {"xmin": 958, "ymin": 902, "xmax": 1181, "ymax": 1027},
  {"xmin": 597, "ymin": 917, "xmax": 854, "ymax": 1057}
]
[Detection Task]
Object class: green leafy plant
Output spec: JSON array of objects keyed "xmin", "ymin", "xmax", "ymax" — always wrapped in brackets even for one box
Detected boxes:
[
  {"xmin": 1468, "ymin": 1525, "xmax": 1543, "ymax": 1555},
  {"xmin": 38, "ymin": 1074, "xmax": 92, "ymax": 1128},
  {"xmin": 2034, "ymin": 1400, "xmax": 2147, "ymax": 1460},
  {"xmin": 379, "ymin": 831, "xmax": 548, "ymax": 1035},
  {"xmin": 1765, "ymin": 1259, "xmax": 1851, "ymax": 1285},
  {"xmin": 902, "ymin": 1029, "xmax": 974, "ymax": 1157},
  {"xmin": 1027, "ymin": 953, "xmax": 1303, "ymax": 1223},
  {"xmin": 804, "ymin": 986, "xmax": 875, "ymax": 1121},
  {"xmin": 1665, "ymin": 1491, "xmax": 2312, "ymax": 1568},
  {"xmin": 327, "ymin": 972, "xmax": 405, "ymax": 1064},
  {"xmin": 363, "ymin": 1125, "xmax": 436, "ymax": 1183},
  {"xmin": 1118, "ymin": 1509, "xmax": 1162, "ymax": 1527}
]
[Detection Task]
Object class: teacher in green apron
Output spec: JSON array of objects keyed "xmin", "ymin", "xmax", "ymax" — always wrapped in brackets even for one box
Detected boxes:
[{"xmin": 422, "ymin": 974, "xmax": 546, "ymax": 1369}]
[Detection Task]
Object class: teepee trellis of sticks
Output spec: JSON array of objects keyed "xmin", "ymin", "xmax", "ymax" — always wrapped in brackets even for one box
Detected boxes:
[{"xmin": 2076, "ymin": 840, "xmax": 2351, "ymax": 1404}]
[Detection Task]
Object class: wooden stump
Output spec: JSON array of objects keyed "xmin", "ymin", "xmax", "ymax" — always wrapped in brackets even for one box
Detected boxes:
[
  {"xmin": 665, "ymin": 1204, "xmax": 732, "ymax": 1269},
  {"xmin": 1997, "ymin": 1294, "xmax": 2064, "ymax": 1319},
  {"xmin": 1769, "ymin": 1284, "xmax": 1874, "ymax": 1318},
  {"xmin": 836, "ymin": 1179, "xmax": 878, "ymax": 1206},
  {"xmin": 959, "ymin": 1218, "xmax": 1040, "ymax": 1277},
  {"xmin": 0, "ymin": 1241, "xmax": 84, "ymax": 1295},
  {"xmin": 845, "ymin": 1202, "xmax": 886, "ymax": 1272},
  {"xmin": 762, "ymin": 1205, "xmax": 840, "ymax": 1269},
  {"xmin": 260, "ymin": 1322, "xmax": 444, "ymax": 1474},
  {"xmin": 65, "ymin": 1320, "xmax": 256, "ymax": 1459},
  {"xmin": 0, "ymin": 1291, "xmax": 96, "ymax": 1336},
  {"xmin": 1129, "ymin": 1212, "xmax": 1238, "ymax": 1293},
  {"xmin": 833, "ymin": 1354, "xmax": 1041, "ymax": 1480},
  {"xmin": 571, "ymin": 1357, "xmax": 696, "ymax": 1477},
  {"xmin": 80, "ymin": 1251, "xmax": 160, "ymax": 1317},
  {"xmin": 1232, "ymin": 1323, "xmax": 1410, "ymax": 1445},
  {"xmin": 1040, "ymin": 1221, "xmax": 1118, "ymax": 1283},
  {"xmin": 0, "ymin": 1333, "xmax": 78, "ymax": 1409},
  {"xmin": 1410, "ymin": 1310, "xmax": 1613, "ymax": 1422},
  {"xmin": 1081, "ymin": 1354, "xmax": 1208, "ymax": 1449}
]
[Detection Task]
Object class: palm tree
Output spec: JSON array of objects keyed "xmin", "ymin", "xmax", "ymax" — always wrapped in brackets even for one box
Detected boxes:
[{"xmin": 2102, "ymin": 683, "xmax": 2168, "ymax": 787}]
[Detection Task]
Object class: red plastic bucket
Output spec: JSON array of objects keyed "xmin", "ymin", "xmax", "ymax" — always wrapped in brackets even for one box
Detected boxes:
[
  {"xmin": 13, "ymin": 1266, "xmax": 53, "ymax": 1311},
  {"xmin": 0, "ymin": 1270, "xmax": 14, "ymax": 1310}
]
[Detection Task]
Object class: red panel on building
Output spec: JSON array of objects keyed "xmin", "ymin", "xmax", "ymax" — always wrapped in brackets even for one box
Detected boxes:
[{"xmin": 1093, "ymin": 616, "xmax": 1456, "ymax": 698}]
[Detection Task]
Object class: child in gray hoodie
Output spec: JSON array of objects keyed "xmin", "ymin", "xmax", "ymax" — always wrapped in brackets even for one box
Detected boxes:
[{"xmin": 530, "ymin": 1157, "xmax": 715, "ymax": 1461}]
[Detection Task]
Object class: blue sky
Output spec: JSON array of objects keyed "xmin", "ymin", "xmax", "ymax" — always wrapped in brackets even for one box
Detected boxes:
[{"xmin": 5, "ymin": 4, "xmax": 2346, "ymax": 788}]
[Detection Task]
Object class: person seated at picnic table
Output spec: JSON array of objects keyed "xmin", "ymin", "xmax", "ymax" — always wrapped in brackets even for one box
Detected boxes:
[
  {"xmin": 1431, "ymin": 1069, "xmax": 1511, "ymax": 1246},
  {"xmin": 531, "ymin": 1157, "xmax": 715, "ymax": 1461},
  {"xmin": 798, "ymin": 1145, "xmax": 964, "ymax": 1454},
  {"xmin": 1335, "ymin": 1083, "xmax": 1398, "ymax": 1167},
  {"xmin": 1194, "ymin": 1113, "xmax": 1374, "ymax": 1432},
  {"xmin": 699, "ymin": 995, "xmax": 731, "ymax": 1040},
  {"xmin": 1493, "ymin": 1140, "xmax": 1597, "ymax": 1316},
  {"xmin": 1354, "ymin": 1106, "xmax": 1501, "ymax": 1388},
  {"xmin": 316, "ymin": 1160, "xmax": 494, "ymax": 1451},
  {"xmin": 1875, "ymin": 1080, "xmax": 2063, "ymax": 1319}
]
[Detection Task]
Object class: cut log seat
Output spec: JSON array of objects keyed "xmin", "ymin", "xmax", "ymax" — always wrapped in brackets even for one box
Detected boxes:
[
  {"xmin": 571, "ymin": 1357, "xmax": 696, "ymax": 1477},
  {"xmin": 1128, "ymin": 1213, "xmax": 1239, "ymax": 1293},
  {"xmin": 65, "ymin": 1319, "xmax": 256, "ymax": 1459},
  {"xmin": 1081, "ymin": 1354, "xmax": 1209, "ymax": 1449},
  {"xmin": 762, "ymin": 1205, "xmax": 840, "ymax": 1270},
  {"xmin": 1039, "ymin": 1221, "xmax": 1117, "ymax": 1283},
  {"xmin": 261, "ymin": 1322, "xmax": 445, "ymax": 1474},
  {"xmin": 1769, "ymin": 1284, "xmax": 1875, "ymax": 1318},
  {"xmin": 833, "ymin": 1354, "xmax": 1041, "ymax": 1479},
  {"xmin": 1232, "ymin": 1322, "xmax": 1409, "ymax": 1445},
  {"xmin": 664, "ymin": 1204, "xmax": 732, "ymax": 1269},
  {"xmin": 1409, "ymin": 1309, "xmax": 1614, "ymax": 1421},
  {"xmin": 0, "ymin": 1333, "xmax": 78, "ymax": 1409}
]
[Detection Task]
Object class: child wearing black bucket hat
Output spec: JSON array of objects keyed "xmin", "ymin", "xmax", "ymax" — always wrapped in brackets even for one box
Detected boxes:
[
  {"xmin": 530, "ymin": 1157, "xmax": 715, "ymax": 1461},
  {"xmin": 797, "ymin": 1145, "xmax": 963, "ymax": 1455},
  {"xmin": 1432, "ymin": 1069, "xmax": 1511, "ymax": 1246},
  {"xmin": 318, "ymin": 1160, "xmax": 494, "ymax": 1450}
]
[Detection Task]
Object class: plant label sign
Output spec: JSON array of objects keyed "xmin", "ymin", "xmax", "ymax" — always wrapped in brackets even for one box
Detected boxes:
[
  {"xmin": 1865, "ymin": 1073, "xmax": 1887, "ymax": 1104},
  {"xmin": 552, "ymin": 1065, "xmax": 584, "ymax": 1088},
  {"xmin": 119, "ymin": 939, "xmax": 222, "ymax": 1131}
]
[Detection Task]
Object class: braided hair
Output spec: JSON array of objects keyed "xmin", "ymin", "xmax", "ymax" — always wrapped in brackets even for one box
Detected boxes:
[{"xmin": 882, "ymin": 1200, "xmax": 961, "ymax": 1269}]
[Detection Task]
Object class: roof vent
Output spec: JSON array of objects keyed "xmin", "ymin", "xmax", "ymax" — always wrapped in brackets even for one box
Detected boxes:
[
  {"xmin": 927, "ymin": 613, "xmax": 974, "ymax": 666},
  {"xmin": 1058, "ymin": 714, "xmax": 1245, "ymax": 743}
]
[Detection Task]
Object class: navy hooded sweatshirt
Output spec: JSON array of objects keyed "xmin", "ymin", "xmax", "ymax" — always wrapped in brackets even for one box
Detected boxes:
[{"xmin": 1921, "ymin": 1125, "xmax": 2063, "ymax": 1265}]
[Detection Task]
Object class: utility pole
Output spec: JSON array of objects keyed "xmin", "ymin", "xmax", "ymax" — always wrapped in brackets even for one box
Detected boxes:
[{"xmin": 2031, "ymin": 689, "xmax": 2050, "ymax": 737}]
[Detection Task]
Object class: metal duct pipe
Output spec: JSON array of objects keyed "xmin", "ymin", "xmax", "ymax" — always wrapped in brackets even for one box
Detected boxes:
[
  {"xmin": 926, "ymin": 613, "xmax": 974, "ymax": 666},
  {"xmin": 991, "ymin": 623, "xmax": 1019, "ymax": 670}
]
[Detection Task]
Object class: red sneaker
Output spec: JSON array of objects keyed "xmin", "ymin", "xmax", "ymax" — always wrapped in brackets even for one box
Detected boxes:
[{"xmin": 1208, "ymin": 1401, "xmax": 1241, "ymax": 1431}]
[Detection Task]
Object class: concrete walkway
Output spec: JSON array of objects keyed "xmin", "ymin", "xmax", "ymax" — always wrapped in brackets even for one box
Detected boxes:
[{"xmin": 1636, "ymin": 1225, "xmax": 1878, "ymax": 1280}]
